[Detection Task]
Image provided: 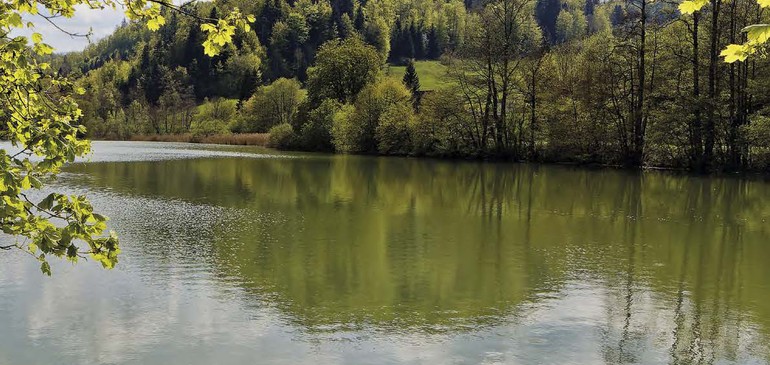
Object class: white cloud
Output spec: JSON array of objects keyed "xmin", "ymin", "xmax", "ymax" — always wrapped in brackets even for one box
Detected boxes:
[{"xmin": 19, "ymin": 5, "xmax": 125, "ymax": 53}]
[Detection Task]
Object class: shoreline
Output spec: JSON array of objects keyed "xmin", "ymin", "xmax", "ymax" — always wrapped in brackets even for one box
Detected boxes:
[
  {"xmin": 94, "ymin": 135, "xmax": 769, "ymax": 179},
  {"xmin": 113, "ymin": 133, "xmax": 271, "ymax": 147}
]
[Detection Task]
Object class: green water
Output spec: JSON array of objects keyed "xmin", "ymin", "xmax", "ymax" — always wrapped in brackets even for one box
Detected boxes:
[{"xmin": 0, "ymin": 141, "xmax": 768, "ymax": 364}]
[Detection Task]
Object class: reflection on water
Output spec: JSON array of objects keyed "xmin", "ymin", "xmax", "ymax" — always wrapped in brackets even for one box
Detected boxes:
[{"xmin": 0, "ymin": 141, "xmax": 769, "ymax": 364}]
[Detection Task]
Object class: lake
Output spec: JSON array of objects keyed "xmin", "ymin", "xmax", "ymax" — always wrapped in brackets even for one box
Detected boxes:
[{"xmin": 0, "ymin": 141, "xmax": 768, "ymax": 365}]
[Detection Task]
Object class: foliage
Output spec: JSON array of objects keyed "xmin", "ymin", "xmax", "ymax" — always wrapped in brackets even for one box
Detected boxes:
[
  {"xmin": 0, "ymin": 0, "xmax": 251, "ymax": 274},
  {"xmin": 239, "ymin": 78, "xmax": 306, "ymax": 132},
  {"xmin": 298, "ymin": 99, "xmax": 340, "ymax": 151},
  {"xmin": 307, "ymin": 37, "xmax": 383, "ymax": 103},
  {"xmin": 38, "ymin": 0, "xmax": 770, "ymax": 175},
  {"xmin": 680, "ymin": 0, "xmax": 770, "ymax": 62},
  {"xmin": 328, "ymin": 77, "xmax": 416, "ymax": 154},
  {"xmin": 376, "ymin": 102, "xmax": 416, "ymax": 154},
  {"xmin": 191, "ymin": 99, "xmax": 239, "ymax": 136},
  {"xmin": 331, "ymin": 104, "xmax": 361, "ymax": 153},
  {"xmin": 346, "ymin": 78, "xmax": 414, "ymax": 153},
  {"xmin": 402, "ymin": 59, "xmax": 421, "ymax": 107},
  {"xmin": 413, "ymin": 88, "xmax": 470, "ymax": 156},
  {"xmin": 267, "ymin": 123, "xmax": 297, "ymax": 149}
]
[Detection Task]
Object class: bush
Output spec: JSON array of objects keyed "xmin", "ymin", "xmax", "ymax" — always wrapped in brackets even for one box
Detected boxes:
[
  {"xmin": 328, "ymin": 78, "xmax": 417, "ymax": 154},
  {"xmin": 376, "ymin": 103, "xmax": 414, "ymax": 155},
  {"xmin": 744, "ymin": 114, "xmax": 770, "ymax": 170},
  {"xmin": 191, "ymin": 98, "xmax": 238, "ymax": 137},
  {"xmin": 331, "ymin": 104, "xmax": 360, "ymax": 153},
  {"xmin": 413, "ymin": 89, "xmax": 469, "ymax": 156},
  {"xmin": 267, "ymin": 123, "xmax": 297, "ymax": 150},
  {"xmin": 239, "ymin": 78, "xmax": 306, "ymax": 133},
  {"xmin": 298, "ymin": 98, "xmax": 339, "ymax": 151},
  {"xmin": 191, "ymin": 119, "xmax": 230, "ymax": 137},
  {"xmin": 307, "ymin": 38, "xmax": 382, "ymax": 103}
]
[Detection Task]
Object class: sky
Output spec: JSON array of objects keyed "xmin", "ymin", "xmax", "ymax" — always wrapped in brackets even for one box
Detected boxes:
[{"xmin": 20, "ymin": 5, "xmax": 126, "ymax": 53}]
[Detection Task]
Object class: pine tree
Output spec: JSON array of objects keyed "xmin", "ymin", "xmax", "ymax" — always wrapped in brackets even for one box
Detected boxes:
[
  {"xmin": 402, "ymin": 59, "xmax": 421, "ymax": 108},
  {"xmin": 354, "ymin": 6, "xmax": 365, "ymax": 32},
  {"xmin": 535, "ymin": 0, "xmax": 561, "ymax": 44},
  {"xmin": 610, "ymin": 4, "xmax": 624, "ymax": 26},
  {"xmin": 257, "ymin": 0, "xmax": 283, "ymax": 44},
  {"xmin": 239, "ymin": 69, "xmax": 259, "ymax": 101},
  {"xmin": 410, "ymin": 23, "xmax": 425, "ymax": 59},
  {"xmin": 399, "ymin": 26, "xmax": 415, "ymax": 59},
  {"xmin": 427, "ymin": 26, "xmax": 441, "ymax": 59},
  {"xmin": 389, "ymin": 20, "xmax": 404, "ymax": 61}
]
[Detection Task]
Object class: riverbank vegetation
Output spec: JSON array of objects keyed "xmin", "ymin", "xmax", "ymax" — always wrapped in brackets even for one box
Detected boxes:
[
  {"xmin": 57, "ymin": 0, "xmax": 770, "ymax": 172},
  {"xmin": 130, "ymin": 133, "xmax": 270, "ymax": 146}
]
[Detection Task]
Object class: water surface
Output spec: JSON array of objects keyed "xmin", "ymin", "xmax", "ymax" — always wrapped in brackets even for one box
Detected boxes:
[{"xmin": 0, "ymin": 141, "xmax": 768, "ymax": 365}]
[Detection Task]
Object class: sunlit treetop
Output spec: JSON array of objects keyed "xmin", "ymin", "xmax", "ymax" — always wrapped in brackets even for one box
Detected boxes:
[
  {"xmin": 0, "ymin": 0, "xmax": 253, "ymax": 275},
  {"xmin": 679, "ymin": 0, "xmax": 770, "ymax": 62}
]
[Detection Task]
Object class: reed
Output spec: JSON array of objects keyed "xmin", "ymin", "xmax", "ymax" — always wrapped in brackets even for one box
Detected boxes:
[{"xmin": 129, "ymin": 133, "xmax": 270, "ymax": 146}]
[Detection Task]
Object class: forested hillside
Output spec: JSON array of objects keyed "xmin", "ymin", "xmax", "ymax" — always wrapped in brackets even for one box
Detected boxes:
[{"xmin": 56, "ymin": 0, "xmax": 770, "ymax": 172}]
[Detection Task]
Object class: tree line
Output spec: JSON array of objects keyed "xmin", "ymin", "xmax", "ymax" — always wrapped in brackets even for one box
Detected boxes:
[{"xmin": 57, "ymin": 0, "xmax": 770, "ymax": 172}]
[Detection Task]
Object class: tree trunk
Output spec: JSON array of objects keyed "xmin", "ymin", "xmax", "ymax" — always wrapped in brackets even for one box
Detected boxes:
[
  {"xmin": 691, "ymin": 13, "xmax": 703, "ymax": 169},
  {"xmin": 530, "ymin": 69, "xmax": 537, "ymax": 159},
  {"xmin": 632, "ymin": 0, "xmax": 646, "ymax": 167},
  {"xmin": 727, "ymin": 0, "xmax": 740, "ymax": 170},
  {"xmin": 704, "ymin": 0, "xmax": 721, "ymax": 172}
]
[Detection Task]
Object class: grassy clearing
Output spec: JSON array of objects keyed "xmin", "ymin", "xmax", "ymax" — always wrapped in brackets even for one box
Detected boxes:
[
  {"xmin": 130, "ymin": 133, "xmax": 270, "ymax": 146},
  {"xmin": 386, "ymin": 60, "xmax": 452, "ymax": 91}
]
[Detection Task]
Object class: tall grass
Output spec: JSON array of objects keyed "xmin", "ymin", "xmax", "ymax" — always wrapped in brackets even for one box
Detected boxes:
[{"xmin": 129, "ymin": 133, "xmax": 270, "ymax": 146}]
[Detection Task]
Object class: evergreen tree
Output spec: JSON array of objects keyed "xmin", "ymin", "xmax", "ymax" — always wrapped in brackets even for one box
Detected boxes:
[
  {"xmin": 398, "ymin": 24, "xmax": 415, "ymax": 59},
  {"xmin": 402, "ymin": 59, "xmax": 421, "ymax": 108},
  {"xmin": 257, "ymin": 0, "xmax": 284, "ymax": 44},
  {"xmin": 354, "ymin": 6, "xmax": 365, "ymax": 32},
  {"xmin": 332, "ymin": 0, "xmax": 355, "ymax": 31},
  {"xmin": 535, "ymin": 0, "xmax": 561, "ymax": 44},
  {"xmin": 584, "ymin": 0, "xmax": 595, "ymax": 16},
  {"xmin": 338, "ymin": 13, "xmax": 354, "ymax": 39},
  {"xmin": 410, "ymin": 23, "xmax": 425, "ymax": 59},
  {"xmin": 389, "ymin": 20, "xmax": 404, "ymax": 61},
  {"xmin": 427, "ymin": 26, "xmax": 441, "ymax": 59},
  {"xmin": 239, "ymin": 69, "xmax": 260, "ymax": 101},
  {"xmin": 610, "ymin": 4, "xmax": 624, "ymax": 26},
  {"xmin": 136, "ymin": 44, "xmax": 163, "ymax": 105}
]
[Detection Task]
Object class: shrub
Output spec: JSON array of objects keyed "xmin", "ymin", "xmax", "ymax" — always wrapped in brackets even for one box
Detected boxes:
[
  {"xmin": 239, "ymin": 78, "xmax": 306, "ymax": 133},
  {"xmin": 191, "ymin": 119, "xmax": 230, "ymax": 137},
  {"xmin": 267, "ymin": 123, "xmax": 297, "ymax": 150},
  {"xmin": 191, "ymin": 98, "xmax": 238, "ymax": 137},
  {"xmin": 298, "ymin": 98, "xmax": 339, "ymax": 152},
  {"xmin": 331, "ymin": 104, "xmax": 360, "ymax": 153},
  {"xmin": 307, "ymin": 37, "xmax": 382, "ymax": 103},
  {"xmin": 376, "ymin": 103, "xmax": 414, "ymax": 155},
  {"xmin": 413, "ymin": 89, "xmax": 468, "ymax": 156}
]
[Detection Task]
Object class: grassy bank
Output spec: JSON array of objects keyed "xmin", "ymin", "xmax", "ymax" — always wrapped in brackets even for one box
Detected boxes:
[{"xmin": 129, "ymin": 133, "xmax": 270, "ymax": 146}]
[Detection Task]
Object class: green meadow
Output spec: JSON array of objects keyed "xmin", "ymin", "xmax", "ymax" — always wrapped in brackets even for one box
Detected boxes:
[{"xmin": 386, "ymin": 61, "xmax": 451, "ymax": 91}]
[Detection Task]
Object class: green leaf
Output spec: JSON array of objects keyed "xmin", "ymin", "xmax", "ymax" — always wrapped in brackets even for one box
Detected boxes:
[
  {"xmin": 679, "ymin": 0, "xmax": 708, "ymax": 14},
  {"xmin": 720, "ymin": 43, "xmax": 752, "ymax": 63},
  {"xmin": 40, "ymin": 261, "xmax": 51, "ymax": 276},
  {"xmin": 39, "ymin": 194, "xmax": 56, "ymax": 210},
  {"xmin": 745, "ymin": 24, "xmax": 770, "ymax": 44},
  {"xmin": 147, "ymin": 15, "xmax": 166, "ymax": 31},
  {"xmin": 20, "ymin": 176, "xmax": 31, "ymax": 190}
]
